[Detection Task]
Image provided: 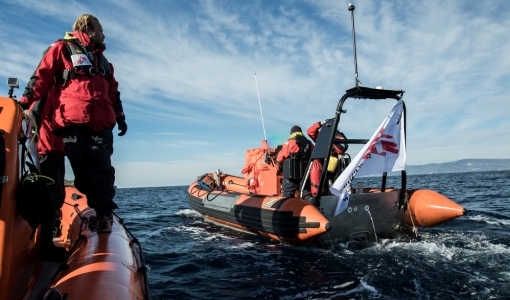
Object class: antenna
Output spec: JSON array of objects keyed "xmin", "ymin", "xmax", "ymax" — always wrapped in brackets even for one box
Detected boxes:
[
  {"xmin": 254, "ymin": 73, "xmax": 267, "ymax": 141},
  {"xmin": 348, "ymin": 3, "xmax": 361, "ymax": 87}
]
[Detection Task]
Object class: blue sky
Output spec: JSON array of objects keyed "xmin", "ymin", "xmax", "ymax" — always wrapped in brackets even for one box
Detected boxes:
[{"xmin": 1, "ymin": 0, "xmax": 509, "ymax": 188}]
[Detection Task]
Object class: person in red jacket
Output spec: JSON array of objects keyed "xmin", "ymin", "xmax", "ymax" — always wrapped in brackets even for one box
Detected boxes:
[
  {"xmin": 277, "ymin": 125, "xmax": 314, "ymax": 197},
  {"xmin": 19, "ymin": 14, "xmax": 127, "ymax": 233},
  {"xmin": 307, "ymin": 121, "xmax": 348, "ymax": 156},
  {"xmin": 307, "ymin": 121, "xmax": 349, "ymax": 195}
]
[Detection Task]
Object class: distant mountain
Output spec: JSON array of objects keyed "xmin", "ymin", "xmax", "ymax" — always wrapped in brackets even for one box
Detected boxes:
[{"xmin": 405, "ymin": 159, "xmax": 510, "ymax": 175}]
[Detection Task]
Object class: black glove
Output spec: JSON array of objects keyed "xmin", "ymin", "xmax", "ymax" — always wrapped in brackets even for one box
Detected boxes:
[{"xmin": 116, "ymin": 115, "xmax": 128, "ymax": 136}]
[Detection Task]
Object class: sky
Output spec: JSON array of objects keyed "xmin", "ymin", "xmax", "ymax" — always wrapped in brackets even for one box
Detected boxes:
[{"xmin": 1, "ymin": 0, "xmax": 509, "ymax": 188}]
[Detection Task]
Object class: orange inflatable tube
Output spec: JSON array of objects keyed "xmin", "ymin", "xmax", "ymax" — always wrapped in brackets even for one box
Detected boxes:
[
  {"xmin": 188, "ymin": 177, "xmax": 331, "ymax": 245},
  {"xmin": 52, "ymin": 186, "xmax": 148, "ymax": 299},
  {"xmin": 0, "ymin": 96, "xmax": 149, "ymax": 299},
  {"xmin": 405, "ymin": 189, "xmax": 466, "ymax": 228}
]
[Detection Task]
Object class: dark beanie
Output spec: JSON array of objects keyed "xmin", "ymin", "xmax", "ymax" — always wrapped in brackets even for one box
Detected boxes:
[{"xmin": 290, "ymin": 125, "xmax": 302, "ymax": 134}]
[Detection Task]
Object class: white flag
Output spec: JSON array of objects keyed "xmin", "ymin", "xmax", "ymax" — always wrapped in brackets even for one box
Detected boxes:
[{"xmin": 330, "ymin": 98, "xmax": 406, "ymax": 216}]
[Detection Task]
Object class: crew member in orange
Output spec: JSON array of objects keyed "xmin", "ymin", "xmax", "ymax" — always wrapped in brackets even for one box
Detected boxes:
[
  {"xmin": 277, "ymin": 125, "xmax": 314, "ymax": 197},
  {"xmin": 19, "ymin": 14, "xmax": 127, "ymax": 233}
]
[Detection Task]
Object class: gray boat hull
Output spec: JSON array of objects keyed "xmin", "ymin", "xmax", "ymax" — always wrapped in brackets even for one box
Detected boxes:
[{"xmin": 317, "ymin": 190, "xmax": 415, "ymax": 245}]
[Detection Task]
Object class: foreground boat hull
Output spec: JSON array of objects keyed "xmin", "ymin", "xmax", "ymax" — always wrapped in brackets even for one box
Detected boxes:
[
  {"xmin": 0, "ymin": 96, "xmax": 149, "ymax": 299},
  {"xmin": 51, "ymin": 186, "xmax": 148, "ymax": 299}
]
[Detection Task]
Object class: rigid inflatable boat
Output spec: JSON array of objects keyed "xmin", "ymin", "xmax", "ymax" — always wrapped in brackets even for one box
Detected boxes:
[
  {"xmin": 0, "ymin": 82, "xmax": 150, "ymax": 299},
  {"xmin": 188, "ymin": 90, "xmax": 466, "ymax": 246},
  {"xmin": 188, "ymin": 112, "xmax": 466, "ymax": 247},
  {"xmin": 187, "ymin": 4, "xmax": 466, "ymax": 247}
]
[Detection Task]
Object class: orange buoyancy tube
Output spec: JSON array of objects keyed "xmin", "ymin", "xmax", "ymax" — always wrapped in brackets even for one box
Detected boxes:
[
  {"xmin": 405, "ymin": 189, "xmax": 466, "ymax": 228},
  {"xmin": 0, "ymin": 97, "xmax": 38, "ymax": 300},
  {"xmin": 188, "ymin": 178, "xmax": 331, "ymax": 245},
  {"xmin": 52, "ymin": 186, "xmax": 148, "ymax": 299},
  {"xmin": 0, "ymin": 96, "xmax": 148, "ymax": 299}
]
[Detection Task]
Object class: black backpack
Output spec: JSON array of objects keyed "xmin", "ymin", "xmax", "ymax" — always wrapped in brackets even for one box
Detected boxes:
[{"xmin": 16, "ymin": 137, "xmax": 55, "ymax": 238}]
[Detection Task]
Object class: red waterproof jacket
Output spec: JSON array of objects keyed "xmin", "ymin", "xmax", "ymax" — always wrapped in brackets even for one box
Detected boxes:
[
  {"xmin": 19, "ymin": 31, "xmax": 121, "ymax": 132},
  {"xmin": 307, "ymin": 122, "xmax": 346, "ymax": 155},
  {"xmin": 29, "ymin": 88, "xmax": 64, "ymax": 155},
  {"xmin": 276, "ymin": 132, "xmax": 314, "ymax": 165}
]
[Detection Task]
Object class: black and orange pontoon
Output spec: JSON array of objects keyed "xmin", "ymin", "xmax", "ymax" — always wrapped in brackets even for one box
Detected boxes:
[
  {"xmin": 187, "ymin": 4, "xmax": 466, "ymax": 247},
  {"xmin": 0, "ymin": 81, "xmax": 150, "ymax": 299}
]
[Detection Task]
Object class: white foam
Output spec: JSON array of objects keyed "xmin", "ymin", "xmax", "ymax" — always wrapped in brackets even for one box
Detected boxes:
[
  {"xmin": 279, "ymin": 280, "xmax": 379, "ymax": 299},
  {"xmin": 468, "ymin": 214, "xmax": 510, "ymax": 226},
  {"xmin": 330, "ymin": 280, "xmax": 379, "ymax": 298},
  {"xmin": 175, "ymin": 209, "xmax": 202, "ymax": 217}
]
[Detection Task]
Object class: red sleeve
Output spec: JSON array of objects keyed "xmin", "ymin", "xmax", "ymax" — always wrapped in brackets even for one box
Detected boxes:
[
  {"xmin": 333, "ymin": 140, "xmax": 346, "ymax": 155},
  {"xmin": 307, "ymin": 122, "xmax": 321, "ymax": 142},
  {"xmin": 20, "ymin": 42, "xmax": 66, "ymax": 107},
  {"xmin": 332, "ymin": 144, "xmax": 343, "ymax": 155},
  {"xmin": 277, "ymin": 142, "xmax": 291, "ymax": 164},
  {"xmin": 277, "ymin": 140, "xmax": 302, "ymax": 164}
]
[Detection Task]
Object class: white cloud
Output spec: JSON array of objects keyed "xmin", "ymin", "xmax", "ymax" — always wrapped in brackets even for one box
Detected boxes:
[{"xmin": 3, "ymin": 0, "xmax": 510, "ymax": 187}]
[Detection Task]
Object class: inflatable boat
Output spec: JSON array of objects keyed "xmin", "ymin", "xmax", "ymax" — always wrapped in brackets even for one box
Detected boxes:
[
  {"xmin": 0, "ymin": 83, "xmax": 150, "ymax": 299},
  {"xmin": 188, "ymin": 106, "xmax": 466, "ymax": 247},
  {"xmin": 187, "ymin": 4, "xmax": 466, "ymax": 247}
]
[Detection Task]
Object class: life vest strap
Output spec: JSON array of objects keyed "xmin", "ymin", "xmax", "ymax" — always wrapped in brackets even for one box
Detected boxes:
[{"xmin": 59, "ymin": 38, "xmax": 111, "ymax": 85}]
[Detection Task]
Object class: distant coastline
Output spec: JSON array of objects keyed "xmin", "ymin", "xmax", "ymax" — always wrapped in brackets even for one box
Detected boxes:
[
  {"xmin": 404, "ymin": 158, "xmax": 510, "ymax": 175},
  {"xmin": 64, "ymin": 158, "xmax": 510, "ymax": 186}
]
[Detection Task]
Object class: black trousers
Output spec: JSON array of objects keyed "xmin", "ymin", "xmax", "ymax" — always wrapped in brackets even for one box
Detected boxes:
[
  {"xmin": 281, "ymin": 178, "xmax": 300, "ymax": 197},
  {"xmin": 61, "ymin": 126, "xmax": 118, "ymax": 215},
  {"xmin": 39, "ymin": 153, "xmax": 65, "ymax": 223}
]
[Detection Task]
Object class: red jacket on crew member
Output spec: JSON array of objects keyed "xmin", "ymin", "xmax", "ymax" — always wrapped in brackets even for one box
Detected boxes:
[
  {"xmin": 19, "ymin": 31, "xmax": 122, "ymax": 132},
  {"xmin": 29, "ymin": 88, "xmax": 64, "ymax": 155},
  {"xmin": 307, "ymin": 122, "xmax": 346, "ymax": 156},
  {"xmin": 276, "ymin": 132, "xmax": 314, "ymax": 165}
]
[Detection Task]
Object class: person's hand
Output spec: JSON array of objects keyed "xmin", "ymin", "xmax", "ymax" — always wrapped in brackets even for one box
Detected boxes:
[
  {"xmin": 319, "ymin": 120, "xmax": 326, "ymax": 126},
  {"xmin": 116, "ymin": 115, "xmax": 128, "ymax": 136}
]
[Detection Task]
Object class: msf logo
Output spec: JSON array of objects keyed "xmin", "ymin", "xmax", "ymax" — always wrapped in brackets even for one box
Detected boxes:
[
  {"xmin": 362, "ymin": 129, "xmax": 399, "ymax": 160},
  {"xmin": 76, "ymin": 56, "xmax": 87, "ymax": 64}
]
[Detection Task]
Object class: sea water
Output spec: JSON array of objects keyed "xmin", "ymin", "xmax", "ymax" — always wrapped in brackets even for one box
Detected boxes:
[{"xmin": 114, "ymin": 170, "xmax": 510, "ymax": 299}]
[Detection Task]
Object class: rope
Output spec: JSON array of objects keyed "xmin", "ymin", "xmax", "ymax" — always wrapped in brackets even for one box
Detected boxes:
[
  {"xmin": 404, "ymin": 193, "xmax": 419, "ymax": 237},
  {"xmin": 21, "ymin": 173, "xmax": 55, "ymax": 185},
  {"xmin": 366, "ymin": 209, "xmax": 378, "ymax": 243}
]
